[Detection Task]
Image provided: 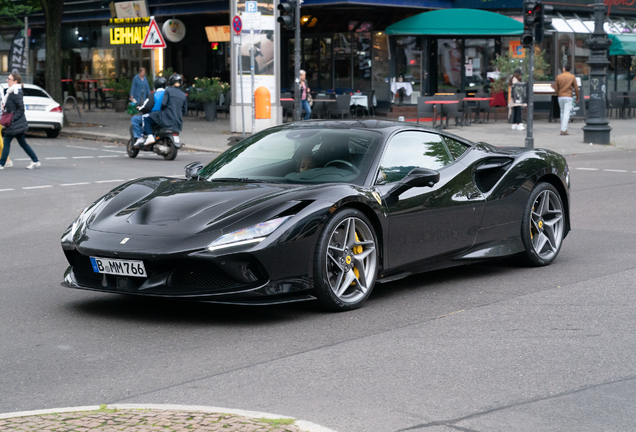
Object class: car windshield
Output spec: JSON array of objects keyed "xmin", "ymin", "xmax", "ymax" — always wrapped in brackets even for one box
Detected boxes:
[{"xmin": 198, "ymin": 127, "xmax": 382, "ymax": 185}]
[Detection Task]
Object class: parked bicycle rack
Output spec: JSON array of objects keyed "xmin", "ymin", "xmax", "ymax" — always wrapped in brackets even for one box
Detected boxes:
[{"xmin": 62, "ymin": 96, "xmax": 84, "ymax": 128}]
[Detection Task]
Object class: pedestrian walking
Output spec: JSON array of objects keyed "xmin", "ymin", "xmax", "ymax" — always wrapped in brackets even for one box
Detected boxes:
[
  {"xmin": 299, "ymin": 70, "xmax": 312, "ymax": 120},
  {"xmin": 509, "ymin": 69, "xmax": 526, "ymax": 131},
  {"xmin": 552, "ymin": 64, "xmax": 579, "ymax": 136},
  {"xmin": 0, "ymin": 73, "xmax": 40, "ymax": 170},
  {"xmin": 130, "ymin": 67, "xmax": 151, "ymax": 104}
]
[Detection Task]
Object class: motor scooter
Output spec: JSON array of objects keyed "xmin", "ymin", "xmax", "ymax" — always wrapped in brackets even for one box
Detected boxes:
[{"xmin": 127, "ymin": 125, "xmax": 182, "ymax": 160}]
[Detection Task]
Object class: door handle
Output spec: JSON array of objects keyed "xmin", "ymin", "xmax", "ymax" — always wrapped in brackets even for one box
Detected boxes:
[{"xmin": 468, "ymin": 192, "xmax": 482, "ymax": 199}]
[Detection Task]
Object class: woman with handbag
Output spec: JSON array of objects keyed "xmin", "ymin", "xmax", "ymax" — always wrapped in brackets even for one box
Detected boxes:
[
  {"xmin": 299, "ymin": 70, "xmax": 312, "ymax": 120},
  {"xmin": 0, "ymin": 73, "xmax": 40, "ymax": 170}
]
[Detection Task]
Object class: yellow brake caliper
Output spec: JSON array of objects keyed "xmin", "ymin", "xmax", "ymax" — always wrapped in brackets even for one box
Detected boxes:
[
  {"xmin": 530, "ymin": 206, "xmax": 534, "ymax": 239},
  {"xmin": 351, "ymin": 232, "xmax": 363, "ymax": 285}
]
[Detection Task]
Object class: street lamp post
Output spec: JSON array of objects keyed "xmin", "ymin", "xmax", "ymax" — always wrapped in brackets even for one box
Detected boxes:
[{"xmin": 582, "ymin": 0, "xmax": 612, "ymax": 144}]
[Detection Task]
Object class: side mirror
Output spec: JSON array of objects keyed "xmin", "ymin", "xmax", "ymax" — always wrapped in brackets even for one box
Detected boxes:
[
  {"xmin": 184, "ymin": 161, "xmax": 204, "ymax": 180},
  {"xmin": 385, "ymin": 168, "xmax": 440, "ymax": 199}
]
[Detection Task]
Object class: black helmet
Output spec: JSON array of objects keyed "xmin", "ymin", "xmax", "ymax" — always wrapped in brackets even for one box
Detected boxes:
[
  {"xmin": 168, "ymin": 74, "xmax": 182, "ymax": 87},
  {"xmin": 154, "ymin": 76, "xmax": 167, "ymax": 90}
]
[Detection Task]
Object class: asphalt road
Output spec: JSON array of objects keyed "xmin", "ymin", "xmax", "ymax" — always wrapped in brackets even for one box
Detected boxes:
[{"xmin": 1, "ymin": 136, "xmax": 635, "ymax": 432}]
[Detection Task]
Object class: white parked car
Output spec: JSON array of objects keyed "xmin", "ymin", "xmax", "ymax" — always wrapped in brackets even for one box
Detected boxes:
[{"xmin": 0, "ymin": 83, "xmax": 63, "ymax": 138}]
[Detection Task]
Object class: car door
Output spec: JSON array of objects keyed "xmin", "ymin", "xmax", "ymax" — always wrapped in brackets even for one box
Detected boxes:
[{"xmin": 374, "ymin": 130, "xmax": 486, "ymax": 270}]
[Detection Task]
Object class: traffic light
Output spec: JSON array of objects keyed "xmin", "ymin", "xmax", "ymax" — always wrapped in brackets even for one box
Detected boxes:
[
  {"xmin": 277, "ymin": 1, "xmax": 295, "ymax": 30},
  {"xmin": 521, "ymin": 1, "xmax": 536, "ymax": 47},
  {"xmin": 533, "ymin": 2, "xmax": 553, "ymax": 44}
]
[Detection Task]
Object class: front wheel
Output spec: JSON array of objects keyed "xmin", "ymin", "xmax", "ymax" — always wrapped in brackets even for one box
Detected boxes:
[
  {"xmin": 313, "ymin": 208, "xmax": 378, "ymax": 311},
  {"xmin": 519, "ymin": 182, "xmax": 565, "ymax": 266},
  {"xmin": 163, "ymin": 141, "xmax": 178, "ymax": 160},
  {"xmin": 127, "ymin": 137, "xmax": 139, "ymax": 158}
]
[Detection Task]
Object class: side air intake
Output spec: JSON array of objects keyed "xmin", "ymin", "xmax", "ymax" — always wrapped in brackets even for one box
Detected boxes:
[{"xmin": 473, "ymin": 158, "xmax": 513, "ymax": 193}]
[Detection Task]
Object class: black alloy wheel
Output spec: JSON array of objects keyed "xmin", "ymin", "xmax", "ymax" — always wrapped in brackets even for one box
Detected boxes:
[
  {"xmin": 314, "ymin": 208, "xmax": 378, "ymax": 311},
  {"xmin": 519, "ymin": 182, "xmax": 565, "ymax": 266}
]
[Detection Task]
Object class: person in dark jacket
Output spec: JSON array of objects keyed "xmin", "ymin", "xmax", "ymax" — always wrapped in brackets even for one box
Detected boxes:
[
  {"xmin": 131, "ymin": 76, "xmax": 167, "ymax": 146},
  {"xmin": 143, "ymin": 74, "xmax": 187, "ymax": 145},
  {"xmin": 0, "ymin": 73, "xmax": 40, "ymax": 170}
]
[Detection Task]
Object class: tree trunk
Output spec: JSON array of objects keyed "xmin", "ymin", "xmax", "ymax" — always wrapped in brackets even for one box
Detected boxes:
[{"xmin": 40, "ymin": 0, "xmax": 63, "ymax": 103}]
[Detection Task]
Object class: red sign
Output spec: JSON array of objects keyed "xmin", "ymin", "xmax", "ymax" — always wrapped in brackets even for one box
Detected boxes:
[
  {"xmin": 141, "ymin": 17, "xmax": 166, "ymax": 49},
  {"xmin": 232, "ymin": 15, "xmax": 242, "ymax": 34}
]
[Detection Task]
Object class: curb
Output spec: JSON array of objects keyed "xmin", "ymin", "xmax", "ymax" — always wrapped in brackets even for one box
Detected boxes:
[
  {"xmin": 59, "ymin": 130, "xmax": 221, "ymax": 154},
  {"xmin": 0, "ymin": 403, "xmax": 338, "ymax": 432}
]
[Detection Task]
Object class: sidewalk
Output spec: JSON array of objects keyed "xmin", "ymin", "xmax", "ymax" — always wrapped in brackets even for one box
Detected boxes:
[
  {"xmin": 0, "ymin": 404, "xmax": 336, "ymax": 432},
  {"xmin": 61, "ymin": 106, "xmax": 636, "ymax": 156}
]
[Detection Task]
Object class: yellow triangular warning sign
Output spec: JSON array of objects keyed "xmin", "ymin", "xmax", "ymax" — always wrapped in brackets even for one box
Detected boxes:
[{"xmin": 141, "ymin": 17, "xmax": 166, "ymax": 49}]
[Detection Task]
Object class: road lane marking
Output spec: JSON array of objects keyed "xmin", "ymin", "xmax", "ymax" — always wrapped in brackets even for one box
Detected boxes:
[
  {"xmin": 72, "ymin": 156, "xmax": 95, "ymax": 159},
  {"xmin": 575, "ymin": 168, "xmax": 599, "ymax": 171},
  {"xmin": 98, "ymin": 155, "xmax": 119, "ymax": 158},
  {"xmin": 22, "ymin": 185, "xmax": 53, "ymax": 190},
  {"xmin": 604, "ymin": 169, "xmax": 628, "ymax": 173},
  {"xmin": 46, "ymin": 157, "xmax": 68, "ymax": 160},
  {"xmin": 67, "ymin": 145, "xmax": 99, "ymax": 150},
  {"xmin": 94, "ymin": 179, "xmax": 125, "ymax": 183},
  {"xmin": 0, "ymin": 188, "xmax": 15, "ymax": 192},
  {"xmin": 60, "ymin": 182, "xmax": 91, "ymax": 186}
]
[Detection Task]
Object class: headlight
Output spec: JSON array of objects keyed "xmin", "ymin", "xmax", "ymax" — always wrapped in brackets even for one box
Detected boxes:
[
  {"xmin": 66, "ymin": 198, "xmax": 106, "ymax": 241},
  {"xmin": 207, "ymin": 216, "xmax": 291, "ymax": 252}
]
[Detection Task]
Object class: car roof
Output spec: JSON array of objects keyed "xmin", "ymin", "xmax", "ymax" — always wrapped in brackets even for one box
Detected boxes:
[{"xmin": 0, "ymin": 83, "xmax": 46, "ymax": 90}]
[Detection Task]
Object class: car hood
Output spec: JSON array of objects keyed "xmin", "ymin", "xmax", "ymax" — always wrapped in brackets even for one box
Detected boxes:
[{"xmin": 87, "ymin": 177, "xmax": 314, "ymax": 238}]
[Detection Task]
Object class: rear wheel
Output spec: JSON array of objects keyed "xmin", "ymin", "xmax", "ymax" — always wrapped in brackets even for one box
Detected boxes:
[
  {"xmin": 127, "ymin": 137, "xmax": 139, "ymax": 158},
  {"xmin": 46, "ymin": 130, "xmax": 60, "ymax": 138},
  {"xmin": 163, "ymin": 141, "xmax": 178, "ymax": 160},
  {"xmin": 519, "ymin": 182, "xmax": 565, "ymax": 266},
  {"xmin": 313, "ymin": 208, "xmax": 378, "ymax": 311}
]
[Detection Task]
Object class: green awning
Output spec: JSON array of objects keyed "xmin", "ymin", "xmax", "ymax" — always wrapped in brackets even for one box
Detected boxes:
[
  {"xmin": 608, "ymin": 34, "xmax": 636, "ymax": 56},
  {"xmin": 385, "ymin": 9, "xmax": 523, "ymax": 36}
]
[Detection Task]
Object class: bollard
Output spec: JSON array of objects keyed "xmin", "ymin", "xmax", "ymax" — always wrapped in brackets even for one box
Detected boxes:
[{"xmin": 254, "ymin": 86, "xmax": 271, "ymax": 119}]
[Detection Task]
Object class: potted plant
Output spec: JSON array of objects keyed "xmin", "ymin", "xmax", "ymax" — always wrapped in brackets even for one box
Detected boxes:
[
  {"xmin": 189, "ymin": 77, "xmax": 230, "ymax": 121},
  {"xmin": 106, "ymin": 77, "xmax": 132, "ymax": 112}
]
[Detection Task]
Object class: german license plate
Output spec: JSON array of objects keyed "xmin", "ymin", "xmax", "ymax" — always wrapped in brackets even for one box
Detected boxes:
[
  {"xmin": 90, "ymin": 257, "xmax": 146, "ymax": 277},
  {"xmin": 26, "ymin": 105, "xmax": 46, "ymax": 111}
]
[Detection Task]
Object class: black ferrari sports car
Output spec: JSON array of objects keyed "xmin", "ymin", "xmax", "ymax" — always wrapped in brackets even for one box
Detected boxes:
[{"xmin": 61, "ymin": 120, "xmax": 570, "ymax": 311}]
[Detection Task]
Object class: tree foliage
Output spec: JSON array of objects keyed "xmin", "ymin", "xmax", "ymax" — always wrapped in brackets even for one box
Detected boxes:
[
  {"xmin": 490, "ymin": 49, "xmax": 551, "ymax": 94},
  {"xmin": 0, "ymin": 0, "xmax": 41, "ymax": 26}
]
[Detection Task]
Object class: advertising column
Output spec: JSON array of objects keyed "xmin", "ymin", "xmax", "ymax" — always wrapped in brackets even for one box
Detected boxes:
[{"xmin": 230, "ymin": 0, "xmax": 282, "ymax": 133}]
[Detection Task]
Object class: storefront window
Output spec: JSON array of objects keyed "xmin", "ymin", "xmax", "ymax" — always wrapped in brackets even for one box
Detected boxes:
[
  {"xmin": 437, "ymin": 39, "xmax": 462, "ymax": 94},
  {"xmin": 372, "ymin": 32, "xmax": 390, "ymax": 102},
  {"xmin": 303, "ymin": 38, "xmax": 319, "ymax": 90},
  {"xmin": 354, "ymin": 32, "xmax": 372, "ymax": 92},
  {"xmin": 319, "ymin": 37, "xmax": 332, "ymax": 91},
  {"xmin": 465, "ymin": 39, "xmax": 496, "ymax": 94},
  {"xmin": 92, "ymin": 49, "xmax": 115, "ymax": 79},
  {"xmin": 395, "ymin": 36, "xmax": 422, "ymax": 98},
  {"xmin": 334, "ymin": 33, "xmax": 352, "ymax": 90}
]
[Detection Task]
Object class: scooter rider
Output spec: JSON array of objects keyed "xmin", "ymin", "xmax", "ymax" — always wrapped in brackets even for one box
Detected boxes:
[
  {"xmin": 131, "ymin": 76, "xmax": 167, "ymax": 146},
  {"xmin": 143, "ymin": 74, "xmax": 188, "ymax": 145}
]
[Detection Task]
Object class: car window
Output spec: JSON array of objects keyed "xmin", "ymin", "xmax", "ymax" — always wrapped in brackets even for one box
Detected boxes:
[
  {"xmin": 442, "ymin": 136, "xmax": 471, "ymax": 160},
  {"xmin": 198, "ymin": 127, "xmax": 381, "ymax": 185},
  {"xmin": 22, "ymin": 88, "xmax": 50, "ymax": 98},
  {"xmin": 378, "ymin": 131, "xmax": 453, "ymax": 184}
]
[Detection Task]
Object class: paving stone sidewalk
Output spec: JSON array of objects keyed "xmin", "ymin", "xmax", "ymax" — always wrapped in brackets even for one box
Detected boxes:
[{"xmin": 0, "ymin": 407, "xmax": 307, "ymax": 432}]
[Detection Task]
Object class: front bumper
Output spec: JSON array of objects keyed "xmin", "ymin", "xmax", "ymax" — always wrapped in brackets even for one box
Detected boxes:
[{"xmin": 61, "ymin": 248, "xmax": 316, "ymax": 305}]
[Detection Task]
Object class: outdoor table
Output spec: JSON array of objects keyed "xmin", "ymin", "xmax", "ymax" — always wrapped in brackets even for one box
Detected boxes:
[
  {"xmin": 79, "ymin": 79, "xmax": 99, "ymax": 111},
  {"xmin": 425, "ymin": 100, "xmax": 459, "ymax": 128},
  {"xmin": 462, "ymin": 97, "xmax": 493, "ymax": 123}
]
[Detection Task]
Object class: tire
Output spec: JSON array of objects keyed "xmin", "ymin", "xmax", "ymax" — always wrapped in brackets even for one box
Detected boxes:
[
  {"xmin": 163, "ymin": 141, "xmax": 178, "ymax": 160},
  {"xmin": 519, "ymin": 182, "xmax": 565, "ymax": 266},
  {"xmin": 46, "ymin": 129, "xmax": 60, "ymax": 138},
  {"xmin": 313, "ymin": 208, "xmax": 378, "ymax": 311},
  {"xmin": 127, "ymin": 137, "xmax": 139, "ymax": 158}
]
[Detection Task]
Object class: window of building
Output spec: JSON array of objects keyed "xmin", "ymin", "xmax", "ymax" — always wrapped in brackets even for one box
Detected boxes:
[{"xmin": 334, "ymin": 33, "xmax": 352, "ymax": 90}]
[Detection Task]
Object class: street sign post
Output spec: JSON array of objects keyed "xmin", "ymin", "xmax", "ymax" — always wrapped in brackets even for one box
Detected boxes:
[{"xmin": 233, "ymin": 15, "xmax": 245, "ymax": 138}]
